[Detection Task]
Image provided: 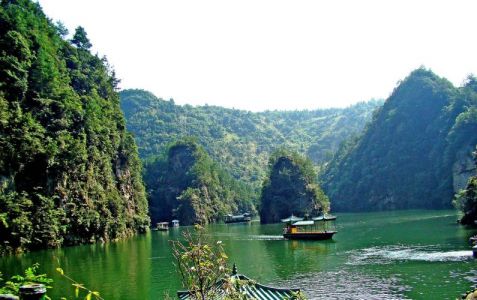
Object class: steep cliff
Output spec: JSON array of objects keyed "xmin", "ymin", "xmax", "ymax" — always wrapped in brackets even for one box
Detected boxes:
[
  {"xmin": 145, "ymin": 139, "xmax": 255, "ymax": 225},
  {"xmin": 0, "ymin": 0, "xmax": 149, "ymax": 253},
  {"xmin": 260, "ymin": 150, "xmax": 329, "ymax": 224},
  {"xmin": 322, "ymin": 68, "xmax": 477, "ymax": 211}
]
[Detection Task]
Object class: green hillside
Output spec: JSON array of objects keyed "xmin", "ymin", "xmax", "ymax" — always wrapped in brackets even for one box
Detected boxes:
[
  {"xmin": 322, "ymin": 68, "xmax": 477, "ymax": 211},
  {"xmin": 120, "ymin": 89, "xmax": 381, "ymax": 194},
  {"xmin": 145, "ymin": 139, "xmax": 256, "ymax": 225},
  {"xmin": 0, "ymin": 0, "xmax": 149, "ymax": 253}
]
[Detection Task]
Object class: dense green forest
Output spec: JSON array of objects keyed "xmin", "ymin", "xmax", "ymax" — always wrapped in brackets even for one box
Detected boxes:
[
  {"xmin": 120, "ymin": 89, "xmax": 382, "ymax": 194},
  {"xmin": 0, "ymin": 0, "xmax": 149, "ymax": 254},
  {"xmin": 322, "ymin": 68, "xmax": 477, "ymax": 211},
  {"xmin": 144, "ymin": 139, "xmax": 255, "ymax": 225},
  {"xmin": 260, "ymin": 150, "xmax": 329, "ymax": 224}
]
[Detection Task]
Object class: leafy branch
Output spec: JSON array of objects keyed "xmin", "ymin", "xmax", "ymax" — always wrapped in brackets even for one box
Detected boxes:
[{"xmin": 55, "ymin": 268, "xmax": 103, "ymax": 300}]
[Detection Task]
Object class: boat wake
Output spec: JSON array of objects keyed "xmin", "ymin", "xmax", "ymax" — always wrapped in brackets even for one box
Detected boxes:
[
  {"xmin": 243, "ymin": 235, "xmax": 284, "ymax": 240},
  {"xmin": 283, "ymin": 269, "xmax": 411, "ymax": 300},
  {"xmin": 347, "ymin": 245, "xmax": 473, "ymax": 265}
]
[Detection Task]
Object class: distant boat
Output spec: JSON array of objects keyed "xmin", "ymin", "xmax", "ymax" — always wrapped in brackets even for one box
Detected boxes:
[
  {"xmin": 154, "ymin": 222, "xmax": 169, "ymax": 231},
  {"xmin": 282, "ymin": 215, "xmax": 337, "ymax": 240},
  {"xmin": 224, "ymin": 213, "xmax": 252, "ymax": 224},
  {"xmin": 280, "ymin": 214, "xmax": 304, "ymax": 223},
  {"xmin": 171, "ymin": 219, "xmax": 180, "ymax": 227}
]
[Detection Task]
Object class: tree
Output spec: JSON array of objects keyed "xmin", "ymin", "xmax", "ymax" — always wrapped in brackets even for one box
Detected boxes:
[
  {"xmin": 71, "ymin": 26, "xmax": 92, "ymax": 49},
  {"xmin": 55, "ymin": 21, "xmax": 68, "ymax": 38}
]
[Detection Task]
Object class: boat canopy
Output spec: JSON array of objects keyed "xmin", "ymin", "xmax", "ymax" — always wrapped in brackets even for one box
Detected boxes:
[
  {"xmin": 312, "ymin": 214, "xmax": 337, "ymax": 221},
  {"xmin": 292, "ymin": 220, "xmax": 314, "ymax": 226},
  {"xmin": 281, "ymin": 215, "xmax": 304, "ymax": 223}
]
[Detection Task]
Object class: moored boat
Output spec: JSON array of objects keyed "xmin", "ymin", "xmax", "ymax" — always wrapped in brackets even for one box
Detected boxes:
[
  {"xmin": 224, "ymin": 212, "xmax": 252, "ymax": 224},
  {"xmin": 154, "ymin": 222, "xmax": 169, "ymax": 231}
]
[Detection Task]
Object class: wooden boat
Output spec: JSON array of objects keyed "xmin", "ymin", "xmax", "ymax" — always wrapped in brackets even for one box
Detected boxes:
[
  {"xmin": 224, "ymin": 213, "xmax": 251, "ymax": 224},
  {"xmin": 154, "ymin": 222, "xmax": 169, "ymax": 231},
  {"xmin": 282, "ymin": 216, "xmax": 337, "ymax": 240}
]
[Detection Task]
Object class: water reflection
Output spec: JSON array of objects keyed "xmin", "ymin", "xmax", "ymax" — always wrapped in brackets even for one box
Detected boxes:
[{"xmin": 1, "ymin": 210, "xmax": 476, "ymax": 300}]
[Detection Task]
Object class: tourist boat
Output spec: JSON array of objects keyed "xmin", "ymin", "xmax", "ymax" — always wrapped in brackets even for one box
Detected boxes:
[
  {"xmin": 282, "ymin": 215, "xmax": 337, "ymax": 240},
  {"xmin": 224, "ymin": 212, "xmax": 252, "ymax": 224},
  {"xmin": 171, "ymin": 219, "xmax": 180, "ymax": 227},
  {"xmin": 154, "ymin": 222, "xmax": 169, "ymax": 231}
]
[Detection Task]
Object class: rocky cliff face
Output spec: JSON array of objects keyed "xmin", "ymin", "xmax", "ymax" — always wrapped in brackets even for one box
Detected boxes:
[
  {"xmin": 0, "ymin": 0, "xmax": 149, "ymax": 253},
  {"xmin": 145, "ymin": 139, "xmax": 256, "ymax": 225},
  {"xmin": 322, "ymin": 69, "xmax": 477, "ymax": 211},
  {"xmin": 453, "ymin": 147, "xmax": 477, "ymax": 193},
  {"xmin": 260, "ymin": 151, "xmax": 329, "ymax": 224}
]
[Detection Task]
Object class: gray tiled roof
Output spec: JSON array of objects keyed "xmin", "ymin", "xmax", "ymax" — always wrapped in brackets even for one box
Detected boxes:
[{"xmin": 177, "ymin": 274, "xmax": 300, "ymax": 300}]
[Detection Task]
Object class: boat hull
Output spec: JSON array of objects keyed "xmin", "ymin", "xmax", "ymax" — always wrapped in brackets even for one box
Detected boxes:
[{"xmin": 283, "ymin": 231, "xmax": 336, "ymax": 240}]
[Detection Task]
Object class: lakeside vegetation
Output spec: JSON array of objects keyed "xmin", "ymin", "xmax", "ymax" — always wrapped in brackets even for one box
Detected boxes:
[{"xmin": 0, "ymin": 0, "xmax": 149, "ymax": 254}]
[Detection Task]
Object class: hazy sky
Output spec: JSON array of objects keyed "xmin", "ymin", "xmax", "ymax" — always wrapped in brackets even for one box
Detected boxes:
[{"xmin": 38, "ymin": 0, "xmax": 477, "ymax": 111}]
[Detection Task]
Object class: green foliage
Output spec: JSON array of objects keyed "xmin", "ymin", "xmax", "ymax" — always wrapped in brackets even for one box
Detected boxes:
[
  {"xmin": 0, "ymin": 263, "xmax": 52, "ymax": 296},
  {"xmin": 145, "ymin": 139, "xmax": 255, "ymax": 225},
  {"xmin": 120, "ymin": 89, "xmax": 382, "ymax": 198},
  {"xmin": 260, "ymin": 150, "xmax": 330, "ymax": 224},
  {"xmin": 71, "ymin": 26, "xmax": 91, "ymax": 50},
  {"xmin": 171, "ymin": 225, "xmax": 249, "ymax": 300},
  {"xmin": 0, "ymin": 0, "xmax": 149, "ymax": 253},
  {"xmin": 322, "ymin": 68, "xmax": 477, "ymax": 211},
  {"xmin": 171, "ymin": 225, "xmax": 230, "ymax": 300}
]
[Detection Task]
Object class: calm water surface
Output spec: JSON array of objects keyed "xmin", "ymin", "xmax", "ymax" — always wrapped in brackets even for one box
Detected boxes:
[{"xmin": 1, "ymin": 210, "xmax": 477, "ymax": 299}]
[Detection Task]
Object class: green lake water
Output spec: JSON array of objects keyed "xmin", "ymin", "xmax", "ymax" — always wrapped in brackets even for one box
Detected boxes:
[{"xmin": 1, "ymin": 210, "xmax": 477, "ymax": 299}]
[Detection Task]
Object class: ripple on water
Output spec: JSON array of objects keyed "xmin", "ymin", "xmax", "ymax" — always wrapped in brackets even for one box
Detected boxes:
[
  {"xmin": 242, "ymin": 235, "xmax": 284, "ymax": 241},
  {"xmin": 281, "ymin": 269, "xmax": 411, "ymax": 300},
  {"xmin": 346, "ymin": 245, "xmax": 473, "ymax": 265}
]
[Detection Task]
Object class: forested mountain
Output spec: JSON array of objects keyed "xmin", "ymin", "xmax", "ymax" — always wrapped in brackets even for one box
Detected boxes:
[
  {"xmin": 0, "ymin": 0, "xmax": 149, "ymax": 253},
  {"xmin": 322, "ymin": 68, "xmax": 477, "ymax": 211},
  {"xmin": 144, "ymin": 139, "xmax": 255, "ymax": 225},
  {"xmin": 260, "ymin": 150, "xmax": 329, "ymax": 224},
  {"xmin": 120, "ymin": 89, "xmax": 382, "ymax": 193}
]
